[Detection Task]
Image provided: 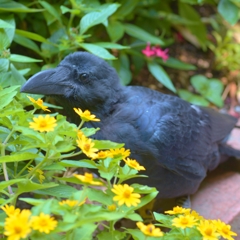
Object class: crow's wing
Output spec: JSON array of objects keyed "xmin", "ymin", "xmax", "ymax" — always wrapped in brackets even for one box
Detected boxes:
[{"xmin": 117, "ymin": 86, "xmax": 237, "ymax": 181}]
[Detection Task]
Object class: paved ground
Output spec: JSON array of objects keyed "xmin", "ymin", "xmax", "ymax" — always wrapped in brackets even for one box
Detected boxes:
[{"xmin": 191, "ymin": 121, "xmax": 240, "ymax": 239}]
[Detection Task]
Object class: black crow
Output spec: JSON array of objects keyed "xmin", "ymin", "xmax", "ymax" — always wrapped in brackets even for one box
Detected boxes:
[{"xmin": 21, "ymin": 51, "xmax": 240, "ymax": 205}]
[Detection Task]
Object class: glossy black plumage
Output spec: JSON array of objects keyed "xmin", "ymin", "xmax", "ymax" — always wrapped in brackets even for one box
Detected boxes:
[{"xmin": 21, "ymin": 52, "xmax": 240, "ymax": 199}]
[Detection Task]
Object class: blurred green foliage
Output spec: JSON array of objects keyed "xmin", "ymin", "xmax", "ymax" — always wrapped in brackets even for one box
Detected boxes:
[{"xmin": 1, "ymin": 0, "xmax": 240, "ymax": 97}]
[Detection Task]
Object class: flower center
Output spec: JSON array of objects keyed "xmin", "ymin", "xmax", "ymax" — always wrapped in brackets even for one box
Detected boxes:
[
  {"xmin": 39, "ymin": 121, "xmax": 47, "ymax": 128},
  {"xmin": 147, "ymin": 225, "xmax": 153, "ymax": 233},
  {"xmin": 123, "ymin": 189, "xmax": 132, "ymax": 198},
  {"xmin": 40, "ymin": 219, "xmax": 48, "ymax": 227},
  {"xmin": 181, "ymin": 218, "xmax": 189, "ymax": 225},
  {"xmin": 84, "ymin": 143, "xmax": 91, "ymax": 151},
  {"xmin": 205, "ymin": 228, "xmax": 212, "ymax": 236},
  {"xmin": 14, "ymin": 226, "xmax": 22, "ymax": 234}
]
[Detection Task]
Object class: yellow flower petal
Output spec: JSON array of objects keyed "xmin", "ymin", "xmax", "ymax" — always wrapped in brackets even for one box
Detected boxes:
[
  {"xmin": 29, "ymin": 115, "xmax": 57, "ymax": 132},
  {"xmin": 123, "ymin": 158, "xmax": 146, "ymax": 171},
  {"xmin": 76, "ymin": 135, "xmax": 98, "ymax": 158},
  {"xmin": 31, "ymin": 212, "xmax": 57, "ymax": 234},
  {"xmin": 4, "ymin": 209, "xmax": 31, "ymax": 240},
  {"xmin": 165, "ymin": 206, "xmax": 190, "ymax": 215},
  {"xmin": 111, "ymin": 184, "xmax": 141, "ymax": 207},
  {"xmin": 172, "ymin": 215, "xmax": 198, "ymax": 229},
  {"xmin": 197, "ymin": 220, "xmax": 220, "ymax": 240},
  {"xmin": 136, "ymin": 222, "xmax": 164, "ymax": 237},
  {"xmin": 27, "ymin": 96, "xmax": 50, "ymax": 112},
  {"xmin": 73, "ymin": 108, "xmax": 100, "ymax": 122},
  {"xmin": 74, "ymin": 173, "xmax": 103, "ymax": 186},
  {"xmin": 110, "ymin": 148, "xmax": 130, "ymax": 159}
]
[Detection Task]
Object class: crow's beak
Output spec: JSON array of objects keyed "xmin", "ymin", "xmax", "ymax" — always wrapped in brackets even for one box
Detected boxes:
[{"xmin": 20, "ymin": 66, "xmax": 71, "ymax": 95}]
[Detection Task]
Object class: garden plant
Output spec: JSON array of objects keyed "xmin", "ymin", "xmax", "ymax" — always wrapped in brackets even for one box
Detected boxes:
[{"xmin": 0, "ymin": 0, "xmax": 240, "ymax": 239}]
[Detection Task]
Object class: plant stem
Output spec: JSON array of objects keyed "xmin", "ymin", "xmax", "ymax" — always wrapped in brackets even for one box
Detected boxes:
[
  {"xmin": 26, "ymin": 149, "xmax": 50, "ymax": 179},
  {"xmin": 15, "ymin": 159, "xmax": 34, "ymax": 178},
  {"xmin": 1, "ymin": 128, "xmax": 15, "ymax": 195}
]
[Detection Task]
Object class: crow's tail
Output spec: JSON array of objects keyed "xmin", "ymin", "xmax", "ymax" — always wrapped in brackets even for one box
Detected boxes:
[{"xmin": 219, "ymin": 144, "xmax": 240, "ymax": 158}]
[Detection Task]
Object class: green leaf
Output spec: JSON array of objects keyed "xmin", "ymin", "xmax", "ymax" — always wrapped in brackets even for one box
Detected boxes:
[
  {"xmin": 107, "ymin": 20, "xmax": 124, "ymax": 42},
  {"xmin": 113, "ymin": 53, "xmax": 132, "ymax": 85},
  {"xmin": 81, "ymin": 127, "xmax": 99, "ymax": 137},
  {"xmin": 95, "ymin": 42, "xmax": 129, "ymax": 49},
  {"xmin": 13, "ymin": 34, "xmax": 41, "ymax": 54},
  {"xmin": 0, "ymin": 1, "xmax": 44, "ymax": 12},
  {"xmin": 80, "ymin": 3, "xmax": 120, "ymax": 34},
  {"xmin": 9, "ymin": 54, "xmax": 42, "ymax": 63},
  {"xmin": 0, "ymin": 85, "xmax": 19, "ymax": 109},
  {"xmin": 156, "ymin": 57, "xmax": 196, "ymax": 70},
  {"xmin": 15, "ymin": 29, "xmax": 48, "ymax": 43},
  {"xmin": 113, "ymin": 0, "xmax": 139, "ymax": 19},
  {"xmin": 0, "ymin": 15, "xmax": 15, "ymax": 49},
  {"xmin": 124, "ymin": 24, "xmax": 165, "ymax": 46},
  {"xmin": 39, "ymin": 1, "xmax": 62, "ymax": 23},
  {"xmin": 34, "ymin": 184, "xmax": 78, "ymax": 197},
  {"xmin": 190, "ymin": 75, "xmax": 224, "ymax": 107},
  {"xmin": 0, "ymin": 152, "xmax": 39, "ymax": 163},
  {"xmin": 79, "ymin": 43, "xmax": 116, "ymax": 60},
  {"xmin": 147, "ymin": 61, "xmax": 176, "ymax": 92},
  {"xmin": 178, "ymin": 89, "xmax": 209, "ymax": 106},
  {"xmin": 59, "ymin": 160, "xmax": 97, "ymax": 169},
  {"xmin": 179, "ymin": 2, "xmax": 207, "ymax": 48},
  {"xmin": 0, "ymin": 19, "xmax": 14, "ymax": 28},
  {"xmin": 98, "ymin": 231, "xmax": 126, "ymax": 240},
  {"xmin": 86, "ymin": 188, "xmax": 112, "ymax": 205},
  {"xmin": 17, "ymin": 180, "xmax": 58, "ymax": 195},
  {"xmin": 10, "ymin": 63, "xmax": 26, "ymax": 85},
  {"xmin": 93, "ymin": 140, "xmax": 124, "ymax": 149},
  {"xmin": 70, "ymin": 224, "xmax": 97, "ymax": 240},
  {"xmin": 0, "ymin": 179, "xmax": 25, "ymax": 192},
  {"xmin": 0, "ymin": 58, "xmax": 9, "ymax": 72},
  {"xmin": 218, "ymin": 0, "xmax": 239, "ymax": 25}
]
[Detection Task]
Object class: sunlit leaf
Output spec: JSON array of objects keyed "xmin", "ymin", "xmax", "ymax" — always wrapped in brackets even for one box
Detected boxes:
[
  {"xmin": 147, "ymin": 61, "xmax": 176, "ymax": 92},
  {"xmin": 80, "ymin": 3, "xmax": 120, "ymax": 34}
]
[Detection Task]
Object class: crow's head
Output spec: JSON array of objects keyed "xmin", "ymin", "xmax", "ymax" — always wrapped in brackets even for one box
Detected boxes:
[{"xmin": 21, "ymin": 52, "xmax": 123, "ymax": 112}]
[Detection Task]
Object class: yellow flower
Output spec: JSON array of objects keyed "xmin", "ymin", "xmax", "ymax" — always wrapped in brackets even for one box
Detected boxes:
[
  {"xmin": 76, "ymin": 135, "xmax": 98, "ymax": 158},
  {"xmin": 1, "ymin": 205, "xmax": 20, "ymax": 217},
  {"xmin": 31, "ymin": 212, "xmax": 57, "ymax": 234},
  {"xmin": 185, "ymin": 210, "xmax": 204, "ymax": 220},
  {"xmin": 123, "ymin": 158, "xmax": 146, "ymax": 171},
  {"xmin": 28, "ymin": 167, "xmax": 45, "ymax": 184},
  {"xmin": 165, "ymin": 206, "xmax": 191, "ymax": 215},
  {"xmin": 110, "ymin": 148, "xmax": 130, "ymax": 159},
  {"xmin": 213, "ymin": 219, "xmax": 237, "ymax": 240},
  {"xmin": 74, "ymin": 173, "xmax": 103, "ymax": 186},
  {"xmin": 28, "ymin": 96, "xmax": 50, "ymax": 112},
  {"xmin": 172, "ymin": 215, "xmax": 198, "ymax": 229},
  {"xmin": 197, "ymin": 220, "xmax": 220, "ymax": 240},
  {"xmin": 93, "ymin": 150, "xmax": 113, "ymax": 160},
  {"xmin": 136, "ymin": 222, "xmax": 164, "ymax": 237},
  {"xmin": 77, "ymin": 130, "xmax": 85, "ymax": 139},
  {"xmin": 4, "ymin": 209, "xmax": 31, "ymax": 240},
  {"xmin": 73, "ymin": 108, "xmax": 100, "ymax": 122},
  {"xmin": 29, "ymin": 115, "xmax": 57, "ymax": 132},
  {"xmin": 108, "ymin": 204, "xmax": 117, "ymax": 211},
  {"xmin": 59, "ymin": 198, "xmax": 86, "ymax": 207},
  {"xmin": 111, "ymin": 184, "xmax": 141, "ymax": 207}
]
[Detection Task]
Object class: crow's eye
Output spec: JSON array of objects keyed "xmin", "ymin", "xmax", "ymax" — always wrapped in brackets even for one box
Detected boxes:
[{"xmin": 79, "ymin": 73, "xmax": 89, "ymax": 81}]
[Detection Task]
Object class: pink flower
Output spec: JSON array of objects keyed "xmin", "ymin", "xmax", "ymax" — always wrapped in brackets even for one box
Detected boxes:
[
  {"xmin": 153, "ymin": 47, "xmax": 169, "ymax": 61},
  {"xmin": 142, "ymin": 43, "xmax": 169, "ymax": 61},
  {"xmin": 142, "ymin": 43, "xmax": 155, "ymax": 57}
]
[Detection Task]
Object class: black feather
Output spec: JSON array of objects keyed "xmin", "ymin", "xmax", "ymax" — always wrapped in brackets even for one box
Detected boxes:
[{"xmin": 21, "ymin": 51, "xmax": 240, "ymax": 199}]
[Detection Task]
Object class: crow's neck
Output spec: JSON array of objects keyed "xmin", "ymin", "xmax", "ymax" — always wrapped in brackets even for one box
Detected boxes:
[{"xmin": 55, "ymin": 86, "xmax": 125, "ymax": 126}]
